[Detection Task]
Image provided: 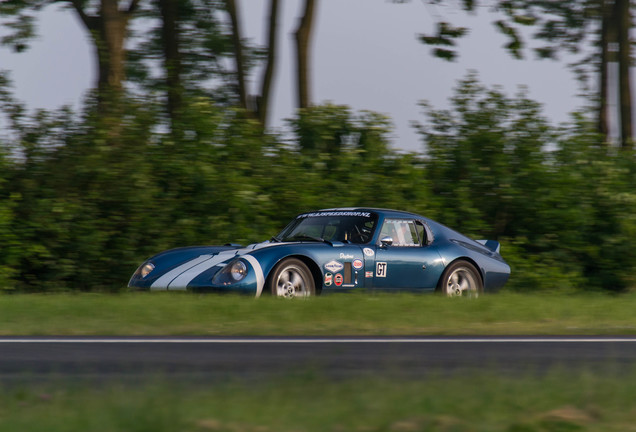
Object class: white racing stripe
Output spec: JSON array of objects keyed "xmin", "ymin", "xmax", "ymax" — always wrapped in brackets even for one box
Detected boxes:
[
  {"xmin": 151, "ymin": 255, "xmax": 215, "ymax": 289},
  {"xmin": 242, "ymin": 254, "xmax": 265, "ymax": 297},
  {"xmin": 2, "ymin": 337, "xmax": 636, "ymax": 344},
  {"xmin": 151, "ymin": 246, "xmax": 273, "ymax": 291},
  {"xmin": 167, "ymin": 253, "xmax": 235, "ymax": 289}
]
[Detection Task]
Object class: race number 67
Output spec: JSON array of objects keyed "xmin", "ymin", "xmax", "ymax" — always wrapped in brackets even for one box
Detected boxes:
[{"xmin": 376, "ymin": 262, "xmax": 387, "ymax": 278}]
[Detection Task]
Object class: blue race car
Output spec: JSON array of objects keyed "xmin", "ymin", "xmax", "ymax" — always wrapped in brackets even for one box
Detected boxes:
[{"xmin": 129, "ymin": 208, "xmax": 510, "ymax": 297}]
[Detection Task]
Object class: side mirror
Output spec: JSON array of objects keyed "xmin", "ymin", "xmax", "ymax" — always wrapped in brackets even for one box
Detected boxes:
[{"xmin": 380, "ymin": 236, "xmax": 393, "ymax": 247}]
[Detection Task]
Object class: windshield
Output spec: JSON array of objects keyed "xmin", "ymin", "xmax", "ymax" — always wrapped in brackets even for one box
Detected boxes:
[{"xmin": 277, "ymin": 211, "xmax": 378, "ymax": 244}]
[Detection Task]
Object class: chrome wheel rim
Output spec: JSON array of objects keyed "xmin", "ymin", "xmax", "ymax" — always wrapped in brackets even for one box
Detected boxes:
[
  {"xmin": 445, "ymin": 267, "xmax": 479, "ymax": 297},
  {"xmin": 275, "ymin": 266, "xmax": 310, "ymax": 298}
]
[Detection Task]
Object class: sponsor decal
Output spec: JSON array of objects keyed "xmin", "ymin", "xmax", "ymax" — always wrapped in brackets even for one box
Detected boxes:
[
  {"xmin": 334, "ymin": 273, "xmax": 344, "ymax": 286},
  {"xmin": 365, "ymin": 271, "xmax": 374, "ymax": 278},
  {"xmin": 325, "ymin": 260, "xmax": 344, "ymax": 273},
  {"xmin": 363, "ymin": 248, "xmax": 375, "ymax": 257},
  {"xmin": 324, "ymin": 272, "xmax": 333, "ymax": 287},
  {"xmin": 298, "ymin": 211, "xmax": 372, "ymax": 219},
  {"xmin": 376, "ymin": 262, "xmax": 387, "ymax": 278},
  {"xmin": 353, "ymin": 259, "xmax": 363, "ymax": 270},
  {"xmin": 339, "ymin": 253, "xmax": 354, "ymax": 259}
]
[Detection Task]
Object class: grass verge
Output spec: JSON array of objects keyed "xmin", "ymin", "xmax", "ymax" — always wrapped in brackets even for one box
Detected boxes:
[
  {"xmin": 1, "ymin": 291, "xmax": 635, "ymax": 335},
  {"xmin": 2, "ymin": 370, "xmax": 636, "ymax": 431}
]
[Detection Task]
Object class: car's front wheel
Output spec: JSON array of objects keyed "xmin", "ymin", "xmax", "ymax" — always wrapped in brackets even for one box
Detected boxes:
[
  {"xmin": 438, "ymin": 260, "xmax": 483, "ymax": 297},
  {"xmin": 269, "ymin": 258, "xmax": 315, "ymax": 298}
]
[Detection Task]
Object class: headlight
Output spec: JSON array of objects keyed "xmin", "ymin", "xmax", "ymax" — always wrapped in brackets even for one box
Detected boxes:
[
  {"xmin": 212, "ymin": 259, "xmax": 249, "ymax": 285},
  {"xmin": 230, "ymin": 260, "xmax": 247, "ymax": 281},
  {"xmin": 139, "ymin": 262, "xmax": 155, "ymax": 278}
]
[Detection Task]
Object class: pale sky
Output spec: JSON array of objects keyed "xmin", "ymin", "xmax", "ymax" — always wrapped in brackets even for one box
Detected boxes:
[{"xmin": 0, "ymin": 0, "xmax": 582, "ymax": 152}]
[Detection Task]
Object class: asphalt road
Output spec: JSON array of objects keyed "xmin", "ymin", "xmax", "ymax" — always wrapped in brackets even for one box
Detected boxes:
[{"xmin": 1, "ymin": 337, "xmax": 635, "ymax": 382}]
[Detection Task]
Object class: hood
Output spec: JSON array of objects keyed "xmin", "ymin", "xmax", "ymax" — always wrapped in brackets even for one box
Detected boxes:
[
  {"xmin": 151, "ymin": 245, "xmax": 241, "ymax": 265},
  {"xmin": 137, "ymin": 242, "xmax": 281, "ymax": 289}
]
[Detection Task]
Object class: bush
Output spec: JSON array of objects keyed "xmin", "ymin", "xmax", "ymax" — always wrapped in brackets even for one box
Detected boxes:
[{"xmin": 1, "ymin": 76, "xmax": 636, "ymax": 292}]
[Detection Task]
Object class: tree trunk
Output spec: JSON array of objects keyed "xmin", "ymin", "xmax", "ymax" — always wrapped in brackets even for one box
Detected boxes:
[
  {"xmin": 294, "ymin": 0, "xmax": 316, "ymax": 109},
  {"xmin": 598, "ymin": 0, "xmax": 612, "ymax": 143},
  {"xmin": 98, "ymin": 0, "xmax": 126, "ymax": 93},
  {"xmin": 160, "ymin": 0, "xmax": 183, "ymax": 127},
  {"xmin": 226, "ymin": 0, "xmax": 248, "ymax": 111},
  {"xmin": 257, "ymin": 0, "xmax": 280, "ymax": 126},
  {"xmin": 70, "ymin": 0, "xmax": 139, "ymax": 111},
  {"xmin": 616, "ymin": 0, "xmax": 633, "ymax": 149}
]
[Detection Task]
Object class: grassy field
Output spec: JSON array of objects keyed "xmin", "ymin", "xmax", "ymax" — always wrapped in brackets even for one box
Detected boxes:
[
  {"xmin": 1, "ymin": 290, "xmax": 636, "ymax": 336},
  {"xmin": 3, "ymin": 370, "xmax": 636, "ymax": 431}
]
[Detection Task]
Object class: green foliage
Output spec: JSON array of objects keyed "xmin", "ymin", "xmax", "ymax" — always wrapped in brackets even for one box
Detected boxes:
[
  {"xmin": 1, "ymin": 74, "xmax": 636, "ymax": 292},
  {"xmin": 417, "ymin": 75, "xmax": 636, "ymax": 291},
  {"xmin": 0, "ymin": 0, "xmax": 39, "ymax": 53},
  {"xmin": 415, "ymin": 73, "xmax": 552, "ymax": 238},
  {"xmin": 0, "ymin": 149, "xmax": 19, "ymax": 290},
  {"xmin": 126, "ymin": 0, "xmax": 239, "ymax": 106},
  {"xmin": 418, "ymin": 21, "xmax": 469, "ymax": 61}
]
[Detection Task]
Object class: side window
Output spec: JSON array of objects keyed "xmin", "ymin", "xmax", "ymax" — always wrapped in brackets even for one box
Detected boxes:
[
  {"xmin": 379, "ymin": 219, "xmax": 420, "ymax": 247},
  {"xmin": 415, "ymin": 221, "xmax": 427, "ymax": 245}
]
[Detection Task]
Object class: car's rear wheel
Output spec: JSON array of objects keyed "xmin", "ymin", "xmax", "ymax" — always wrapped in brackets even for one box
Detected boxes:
[
  {"xmin": 269, "ymin": 258, "xmax": 315, "ymax": 298},
  {"xmin": 438, "ymin": 260, "xmax": 483, "ymax": 297}
]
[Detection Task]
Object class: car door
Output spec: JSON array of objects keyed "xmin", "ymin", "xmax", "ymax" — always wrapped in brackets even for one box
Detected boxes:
[{"xmin": 372, "ymin": 218, "xmax": 444, "ymax": 291}]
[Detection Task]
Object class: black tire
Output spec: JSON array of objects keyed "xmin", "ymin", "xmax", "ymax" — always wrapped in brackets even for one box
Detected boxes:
[
  {"xmin": 438, "ymin": 260, "xmax": 483, "ymax": 297},
  {"xmin": 269, "ymin": 258, "xmax": 315, "ymax": 298}
]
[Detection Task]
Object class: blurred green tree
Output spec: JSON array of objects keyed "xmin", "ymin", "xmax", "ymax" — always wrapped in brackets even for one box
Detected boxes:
[
  {"xmin": 225, "ymin": 0, "xmax": 317, "ymax": 124},
  {"xmin": 407, "ymin": 0, "xmax": 634, "ymax": 149},
  {"xmin": 494, "ymin": 0, "xmax": 633, "ymax": 149},
  {"xmin": 127, "ymin": 0, "xmax": 250, "ymax": 131},
  {"xmin": 416, "ymin": 73, "xmax": 636, "ymax": 291},
  {"xmin": 415, "ymin": 73, "xmax": 552, "ymax": 238},
  {"xmin": 0, "ymin": 0, "xmax": 142, "ymax": 113},
  {"xmin": 224, "ymin": 0, "xmax": 280, "ymax": 126}
]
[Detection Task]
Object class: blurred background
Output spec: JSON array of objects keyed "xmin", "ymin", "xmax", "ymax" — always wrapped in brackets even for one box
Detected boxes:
[{"xmin": 1, "ymin": 0, "xmax": 635, "ymax": 293}]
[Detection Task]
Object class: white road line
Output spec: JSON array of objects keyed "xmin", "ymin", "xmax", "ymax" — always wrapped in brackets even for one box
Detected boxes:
[{"xmin": 1, "ymin": 338, "xmax": 636, "ymax": 344}]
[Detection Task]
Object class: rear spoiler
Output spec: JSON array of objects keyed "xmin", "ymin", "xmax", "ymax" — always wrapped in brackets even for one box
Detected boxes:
[{"xmin": 476, "ymin": 239, "xmax": 501, "ymax": 254}]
